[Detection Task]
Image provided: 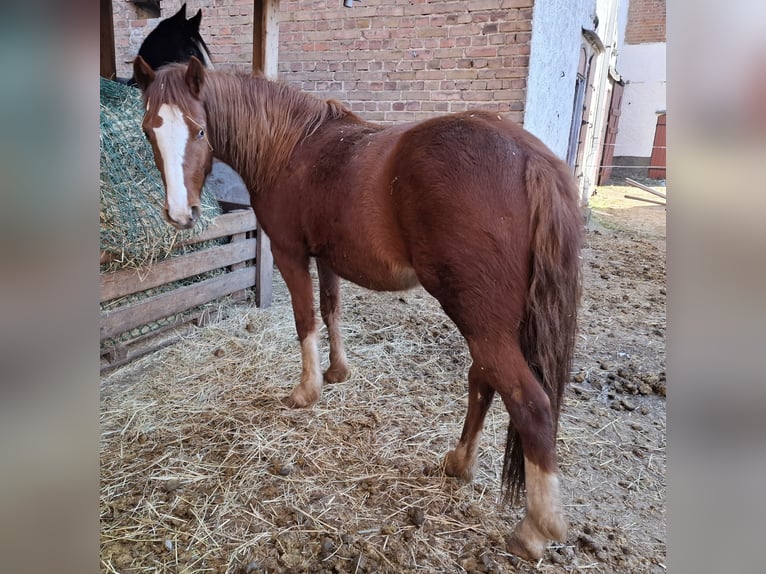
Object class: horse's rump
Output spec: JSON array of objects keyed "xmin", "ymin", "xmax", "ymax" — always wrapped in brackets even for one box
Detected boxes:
[{"xmin": 388, "ymin": 113, "xmax": 538, "ymax": 316}]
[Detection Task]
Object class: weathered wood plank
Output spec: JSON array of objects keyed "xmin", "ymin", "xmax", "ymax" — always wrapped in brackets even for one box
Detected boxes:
[
  {"xmin": 228, "ymin": 230, "xmax": 249, "ymax": 302},
  {"xmin": 253, "ymin": 0, "xmax": 280, "ymax": 80},
  {"xmin": 255, "ymin": 227, "xmax": 273, "ymax": 308},
  {"xmin": 100, "ymin": 267, "xmax": 255, "ymax": 341},
  {"xmin": 101, "ymin": 334, "xmax": 183, "ymax": 372},
  {"xmin": 101, "ymin": 238, "xmax": 257, "ymax": 303},
  {"xmin": 180, "ymin": 209, "xmax": 257, "ymax": 245},
  {"xmin": 100, "ymin": 0, "xmax": 116, "ymax": 79}
]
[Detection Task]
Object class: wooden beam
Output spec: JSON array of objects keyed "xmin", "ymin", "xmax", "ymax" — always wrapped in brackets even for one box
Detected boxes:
[
  {"xmin": 255, "ymin": 227, "xmax": 273, "ymax": 307},
  {"xmin": 262, "ymin": 0, "xmax": 280, "ymax": 79},
  {"xmin": 100, "ymin": 238, "xmax": 257, "ymax": 303},
  {"xmin": 179, "ymin": 209, "xmax": 256, "ymax": 245},
  {"xmin": 100, "ymin": 0, "xmax": 117, "ymax": 79},
  {"xmin": 252, "ymin": 0, "xmax": 264, "ymax": 73},
  {"xmin": 253, "ymin": 0, "xmax": 280, "ymax": 78},
  {"xmin": 251, "ymin": 1, "xmax": 279, "ymax": 307}
]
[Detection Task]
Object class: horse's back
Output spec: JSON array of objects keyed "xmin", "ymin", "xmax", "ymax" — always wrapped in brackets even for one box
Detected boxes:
[{"xmin": 392, "ymin": 110, "xmax": 549, "ymax": 205}]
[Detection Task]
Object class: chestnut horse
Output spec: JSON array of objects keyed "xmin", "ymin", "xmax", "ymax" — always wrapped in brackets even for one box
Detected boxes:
[{"xmin": 134, "ymin": 56, "xmax": 582, "ymax": 560}]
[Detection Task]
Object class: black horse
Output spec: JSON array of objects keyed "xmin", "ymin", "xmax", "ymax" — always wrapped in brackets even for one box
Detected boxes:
[{"xmin": 117, "ymin": 3, "xmax": 213, "ymax": 85}]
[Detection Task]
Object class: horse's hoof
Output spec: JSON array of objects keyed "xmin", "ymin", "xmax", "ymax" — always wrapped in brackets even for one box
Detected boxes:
[
  {"xmin": 443, "ymin": 449, "xmax": 474, "ymax": 481},
  {"xmin": 506, "ymin": 532, "xmax": 544, "ymax": 562},
  {"xmin": 283, "ymin": 388, "xmax": 318, "ymax": 408},
  {"xmin": 323, "ymin": 364, "xmax": 350, "ymax": 384},
  {"xmin": 506, "ymin": 517, "xmax": 548, "ymax": 561},
  {"xmin": 538, "ymin": 512, "xmax": 568, "ymax": 543}
]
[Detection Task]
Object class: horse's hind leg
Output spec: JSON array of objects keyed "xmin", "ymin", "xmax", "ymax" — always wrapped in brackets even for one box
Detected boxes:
[
  {"xmin": 444, "ymin": 362, "xmax": 496, "ymax": 480},
  {"xmin": 271, "ymin": 248, "xmax": 323, "ymax": 408},
  {"xmin": 316, "ymin": 260, "xmax": 350, "ymax": 383},
  {"xmin": 493, "ymin": 345, "xmax": 568, "ymax": 560},
  {"xmin": 454, "ymin": 338, "xmax": 566, "ymax": 560}
]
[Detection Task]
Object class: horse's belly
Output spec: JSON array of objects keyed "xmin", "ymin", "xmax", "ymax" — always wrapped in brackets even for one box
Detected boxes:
[{"xmin": 334, "ymin": 259, "xmax": 420, "ymax": 292}]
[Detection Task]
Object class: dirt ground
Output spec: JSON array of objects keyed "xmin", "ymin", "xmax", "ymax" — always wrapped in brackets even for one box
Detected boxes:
[{"xmin": 100, "ymin": 185, "xmax": 666, "ymax": 573}]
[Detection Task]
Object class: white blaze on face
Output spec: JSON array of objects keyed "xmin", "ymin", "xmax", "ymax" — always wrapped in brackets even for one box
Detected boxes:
[{"xmin": 155, "ymin": 103, "xmax": 190, "ymax": 224}]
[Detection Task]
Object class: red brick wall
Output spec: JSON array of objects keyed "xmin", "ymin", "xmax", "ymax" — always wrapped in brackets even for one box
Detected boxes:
[
  {"xmin": 279, "ymin": 0, "xmax": 533, "ymax": 124},
  {"xmin": 111, "ymin": 0, "xmax": 532, "ymax": 124},
  {"xmin": 624, "ymin": 0, "xmax": 665, "ymax": 44}
]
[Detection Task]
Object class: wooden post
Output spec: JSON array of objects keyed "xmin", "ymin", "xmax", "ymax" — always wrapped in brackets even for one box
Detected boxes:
[
  {"xmin": 229, "ymin": 229, "xmax": 249, "ymax": 303},
  {"xmin": 253, "ymin": 0, "xmax": 280, "ymax": 78},
  {"xmin": 100, "ymin": 0, "xmax": 117, "ymax": 79},
  {"xmin": 252, "ymin": 0, "xmax": 279, "ymax": 308}
]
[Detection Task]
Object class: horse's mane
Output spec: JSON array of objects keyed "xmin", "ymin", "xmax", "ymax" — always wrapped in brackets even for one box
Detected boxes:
[
  {"xmin": 143, "ymin": 64, "xmax": 352, "ymax": 192},
  {"xmin": 205, "ymin": 71, "xmax": 352, "ymax": 190}
]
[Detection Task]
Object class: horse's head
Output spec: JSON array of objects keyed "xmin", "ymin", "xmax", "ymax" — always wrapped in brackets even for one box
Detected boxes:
[
  {"xmin": 137, "ymin": 3, "xmax": 214, "ymax": 71},
  {"xmin": 134, "ymin": 56, "xmax": 213, "ymax": 230}
]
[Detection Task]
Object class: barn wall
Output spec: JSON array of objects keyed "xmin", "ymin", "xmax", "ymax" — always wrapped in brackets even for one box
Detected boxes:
[
  {"xmin": 278, "ymin": 0, "xmax": 534, "ymax": 124},
  {"xmin": 111, "ymin": 0, "xmax": 533, "ymax": 125}
]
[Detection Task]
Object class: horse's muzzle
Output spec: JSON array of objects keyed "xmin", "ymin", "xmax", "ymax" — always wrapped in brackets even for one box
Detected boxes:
[{"xmin": 164, "ymin": 205, "xmax": 201, "ymax": 230}]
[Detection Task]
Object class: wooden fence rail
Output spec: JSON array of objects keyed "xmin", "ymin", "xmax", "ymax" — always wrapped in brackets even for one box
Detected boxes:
[{"xmin": 100, "ymin": 208, "xmax": 270, "ymax": 370}]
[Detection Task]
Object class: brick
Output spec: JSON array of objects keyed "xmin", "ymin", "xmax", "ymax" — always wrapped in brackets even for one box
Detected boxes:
[
  {"xmin": 415, "ymin": 69, "xmax": 448, "ymax": 80},
  {"xmin": 500, "ymin": 0, "xmax": 533, "ymax": 7},
  {"xmin": 467, "ymin": 0, "xmax": 502, "ymax": 11},
  {"xmin": 431, "ymin": 91, "xmax": 462, "ymax": 101},
  {"xmin": 462, "ymin": 91, "xmax": 493, "ymax": 101},
  {"xmin": 465, "ymin": 46, "xmax": 497, "ymax": 58},
  {"xmin": 499, "ymin": 20, "xmax": 532, "ymax": 33},
  {"xmin": 422, "ymin": 101, "xmax": 450, "ymax": 112}
]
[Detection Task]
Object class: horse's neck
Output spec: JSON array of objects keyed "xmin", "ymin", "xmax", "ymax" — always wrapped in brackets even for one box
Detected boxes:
[{"xmin": 206, "ymin": 76, "xmax": 303, "ymax": 193}]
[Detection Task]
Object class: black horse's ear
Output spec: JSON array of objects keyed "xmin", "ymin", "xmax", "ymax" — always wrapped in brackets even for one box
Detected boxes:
[
  {"xmin": 173, "ymin": 3, "xmax": 187, "ymax": 20},
  {"xmin": 185, "ymin": 56, "xmax": 205, "ymax": 97},
  {"xmin": 188, "ymin": 8, "xmax": 202, "ymax": 30},
  {"xmin": 133, "ymin": 55, "xmax": 156, "ymax": 92}
]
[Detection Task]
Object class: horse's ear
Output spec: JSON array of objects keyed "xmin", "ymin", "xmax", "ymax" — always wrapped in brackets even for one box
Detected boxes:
[
  {"xmin": 188, "ymin": 8, "xmax": 202, "ymax": 30},
  {"xmin": 173, "ymin": 3, "xmax": 187, "ymax": 20},
  {"xmin": 185, "ymin": 56, "xmax": 206, "ymax": 97},
  {"xmin": 133, "ymin": 56, "xmax": 156, "ymax": 92}
]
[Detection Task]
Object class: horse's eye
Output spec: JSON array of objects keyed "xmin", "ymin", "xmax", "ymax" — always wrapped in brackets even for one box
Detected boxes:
[{"xmin": 197, "ymin": 129, "xmax": 205, "ymax": 139}]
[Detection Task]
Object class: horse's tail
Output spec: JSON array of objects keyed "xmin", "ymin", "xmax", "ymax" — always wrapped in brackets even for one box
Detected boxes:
[{"xmin": 502, "ymin": 152, "xmax": 583, "ymax": 505}]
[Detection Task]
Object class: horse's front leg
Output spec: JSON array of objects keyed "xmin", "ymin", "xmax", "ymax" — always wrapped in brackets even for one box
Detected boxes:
[
  {"xmin": 272, "ymin": 249, "xmax": 322, "ymax": 408},
  {"xmin": 316, "ymin": 259, "xmax": 350, "ymax": 384}
]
